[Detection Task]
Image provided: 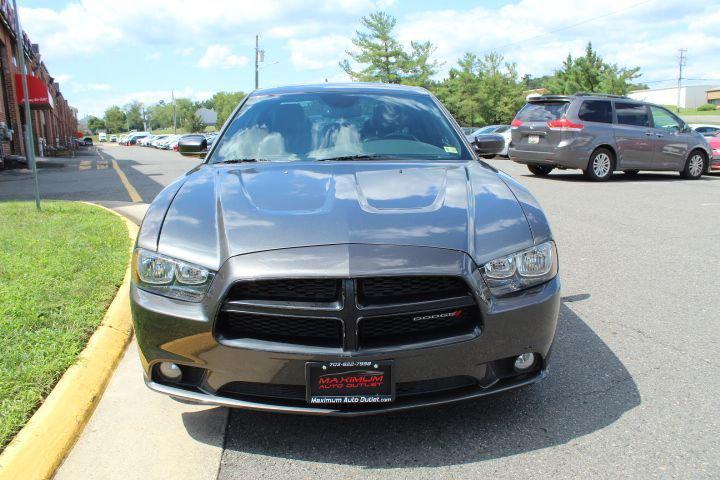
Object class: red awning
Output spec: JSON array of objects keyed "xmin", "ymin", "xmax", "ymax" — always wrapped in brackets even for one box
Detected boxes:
[{"xmin": 14, "ymin": 74, "xmax": 54, "ymax": 110}]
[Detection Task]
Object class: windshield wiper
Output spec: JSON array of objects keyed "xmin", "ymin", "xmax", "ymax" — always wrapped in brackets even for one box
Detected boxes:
[
  {"xmin": 216, "ymin": 158, "xmax": 268, "ymax": 164},
  {"xmin": 317, "ymin": 154, "xmax": 395, "ymax": 162}
]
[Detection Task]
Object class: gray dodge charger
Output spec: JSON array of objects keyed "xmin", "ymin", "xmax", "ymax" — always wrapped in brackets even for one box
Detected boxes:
[{"xmin": 130, "ymin": 83, "xmax": 561, "ymax": 415}]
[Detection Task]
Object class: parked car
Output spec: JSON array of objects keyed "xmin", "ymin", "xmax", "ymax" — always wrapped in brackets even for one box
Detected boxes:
[
  {"xmin": 128, "ymin": 132, "xmax": 150, "ymax": 145},
  {"xmin": 708, "ymin": 133, "xmax": 720, "ymax": 172},
  {"xmin": 110, "ymin": 135, "xmax": 118, "ymax": 142},
  {"xmin": 149, "ymin": 134, "xmax": 170, "ymax": 147},
  {"xmin": 131, "ymin": 83, "xmax": 560, "ymax": 416},
  {"xmin": 137, "ymin": 135, "xmax": 155, "ymax": 146},
  {"xmin": 98, "ymin": 132, "xmax": 107, "ymax": 142},
  {"xmin": 468, "ymin": 125, "xmax": 511, "ymax": 157},
  {"xmin": 156, "ymin": 134, "xmax": 180, "ymax": 149},
  {"xmin": 689, "ymin": 123, "xmax": 720, "ymax": 137},
  {"xmin": 82, "ymin": 136, "xmax": 93, "ymax": 146},
  {"xmin": 509, "ymin": 93, "xmax": 713, "ymax": 180}
]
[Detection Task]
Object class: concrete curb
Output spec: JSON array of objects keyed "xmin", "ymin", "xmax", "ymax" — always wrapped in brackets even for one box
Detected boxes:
[{"xmin": 0, "ymin": 203, "xmax": 139, "ymax": 480}]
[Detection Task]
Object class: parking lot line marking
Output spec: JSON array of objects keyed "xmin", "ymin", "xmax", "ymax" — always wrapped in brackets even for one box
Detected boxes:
[
  {"xmin": 111, "ymin": 158, "xmax": 142, "ymax": 203},
  {"xmin": 100, "ymin": 149, "xmax": 142, "ymax": 203}
]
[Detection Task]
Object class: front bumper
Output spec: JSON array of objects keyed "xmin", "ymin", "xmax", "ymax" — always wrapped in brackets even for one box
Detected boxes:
[
  {"xmin": 131, "ymin": 244, "xmax": 561, "ymax": 415},
  {"xmin": 710, "ymin": 151, "xmax": 720, "ymax": 171}
]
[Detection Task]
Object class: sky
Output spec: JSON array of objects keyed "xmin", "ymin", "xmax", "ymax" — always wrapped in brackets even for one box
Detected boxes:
[{"xmin": 18, "ymin": 0, "xmax": 720, "ymax": 118}]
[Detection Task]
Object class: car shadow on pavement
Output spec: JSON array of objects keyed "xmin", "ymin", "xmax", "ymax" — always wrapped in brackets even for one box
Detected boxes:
[
  {"xmin": 203, "ymin": 302, "xmax": 641, "ymax": 468},
  {"xmin": 522, "ymin": 171, "xmax": 719, "ymax": 183}
]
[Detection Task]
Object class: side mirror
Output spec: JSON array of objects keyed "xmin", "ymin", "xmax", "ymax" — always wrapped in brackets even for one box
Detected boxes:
[
  {"xmin": 472, "ymin": 134, "xmax": 505, "ymax": 156},
  {"xmin": 178, "ymin": 135, "xmax": 208, "ymax": 157}
]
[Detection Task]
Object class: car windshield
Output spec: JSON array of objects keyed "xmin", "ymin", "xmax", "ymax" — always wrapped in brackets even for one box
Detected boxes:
[{"xmin": 210, "ymin": 91, "xmax": 471, "ymax": 162}]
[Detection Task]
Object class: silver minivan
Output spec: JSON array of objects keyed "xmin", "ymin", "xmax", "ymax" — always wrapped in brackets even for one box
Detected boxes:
[{"xmin": 508, "ymin": 94, "xmax": 712, "ymax": 181}]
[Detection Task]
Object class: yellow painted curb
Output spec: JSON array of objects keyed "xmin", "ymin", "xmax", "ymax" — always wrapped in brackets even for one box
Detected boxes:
[{"xmin": 0, "ymin": 203, "xmax": 139, "ymax": 480}]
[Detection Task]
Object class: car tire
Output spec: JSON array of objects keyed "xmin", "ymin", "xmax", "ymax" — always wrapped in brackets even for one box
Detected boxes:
[
  {"xmin": 528, "ymin": 164, "xmax": 553, "ymax": 176},
  {"xmin": 623, "ymin": 170, "xmax": 639, "ymax": 176},
  {"xmin": 584, "ymin": 148, "xmax": 615, "ymax": 181},
  {"xmin": 680, "ymin": 151, "xmax": 706, "ymax": 180}
]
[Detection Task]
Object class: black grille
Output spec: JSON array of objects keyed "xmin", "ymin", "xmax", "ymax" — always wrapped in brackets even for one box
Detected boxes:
[
  {"xmin": 216, "ymin": 376, "xmax": 479, "ymax": 405},
  {"xmin": 216, "ymin": 311, "xmax": 343, "ymax": 347},
  {"xmin": 358, "ymin": 276, "xmax": 469, "ymax": 304},
  {"xmin": 219, "ymin": 381, "xmax": 306, "ymax": 401},
  {"xmin": 226, "ymin": 279, "xmax": 341, "ymax": 302},
  {"xmin": 216, "ymin": 276, "xmax": 479, "ymax": 349},
  {"xmin": 396, "ymin": 376, "xmax": 478, "ymax": 397},
  {"xmin": 358, "ymin": 307, "xmax": 479, "ymax": 348}
]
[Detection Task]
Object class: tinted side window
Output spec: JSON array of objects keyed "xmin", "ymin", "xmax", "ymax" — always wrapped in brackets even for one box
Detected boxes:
[
  {"xmin": 578, "ymin": 100, "xmax": 613, "ymax": 123},
  {"xmin": 650, "ymin": 106, "xmax": 681, "ymax": 131},
  {"xmin": 516, "ymin": 102, "xmax": 569, "ymax": 121},
  {"xmin": 615, "ymin": 102, "xmax": 650, "ymax": 127}
]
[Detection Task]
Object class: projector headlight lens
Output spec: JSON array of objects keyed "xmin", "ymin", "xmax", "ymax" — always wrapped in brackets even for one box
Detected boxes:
[
  {"xmin": 481, "ymin": 241, "xmax": 557, "ymax": 295},
  {"xmin": 134, "ymin": 249, "xmax": 215, "ymax": 302}
]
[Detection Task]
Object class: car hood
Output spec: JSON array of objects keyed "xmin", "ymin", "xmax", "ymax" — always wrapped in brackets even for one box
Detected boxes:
[{"xmin": 152, "ymin": 161, "xmax": 535, "ymax": 270}]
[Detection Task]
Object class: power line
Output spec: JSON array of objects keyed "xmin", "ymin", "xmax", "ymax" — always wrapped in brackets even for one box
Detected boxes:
[{"xmin": 478, "ymin": 0, "xmax": 655, "ymax": 56}]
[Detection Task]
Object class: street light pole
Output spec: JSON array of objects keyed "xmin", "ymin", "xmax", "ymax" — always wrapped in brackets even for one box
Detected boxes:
[
  {"xmin": 12, "ymin": 0, "xmax": 40, "ymax": 210},
  {"xmin": 172, "ymin": 90, "xmax": 177, "ymax": 134},
  {"xmin": 255, "ymin": 34, "xmax": 259, "ymax": 90}
]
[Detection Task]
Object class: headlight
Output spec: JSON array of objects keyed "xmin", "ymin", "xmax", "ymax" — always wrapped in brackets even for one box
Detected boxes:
[
  {"xmin": 133, "ymin": 248, "xmax": 215, "ymax": 302},
  {"xmin": 480, "ymin": 241, "xmax": 557, "ymax": 295}
]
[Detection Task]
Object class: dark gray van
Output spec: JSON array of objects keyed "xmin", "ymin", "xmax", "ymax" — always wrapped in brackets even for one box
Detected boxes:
[{"xmin": 508, "ymin": 93, "xmax": 712, "ymax": 181}]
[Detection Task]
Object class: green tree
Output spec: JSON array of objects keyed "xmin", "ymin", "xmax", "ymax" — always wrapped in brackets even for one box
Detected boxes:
[
  {"xmin": 124, "ymin": 101, "xmax": 144, "ymax": 130},
  {"xmin": 87, "ymin": 116, "xmax": 106, "ymax": 133},
  {"xmin": 147, "ymin": 101, "xmax": 174, "ymax": 130},
  {"xmin": 403, "ymin": 41, "xmax": 441, "ymax": 87},
  {"xmin": 103, "ymin": 106, "xmax": 126, "ymax": 133},
  {"xmin": 173, "ymin": 98, "xmax": 195, "ymax": 128},
  {"xmin": 340, "ymin": 11, "xmax": 438, "ymax": 85},
  {"xmin": 433, "ymin": 52, "xmax": 525, "ymax": 126},
  {"xmin": 183, "ymin": 112, "xmax": 205, "ymax": 133},
  {"xmin": 212, "ymin": 91, "xmax": 246, "ymax": 125},
  {"xmin": 546, "ymin": 42, "xmax": 641, "ymax": 95}
]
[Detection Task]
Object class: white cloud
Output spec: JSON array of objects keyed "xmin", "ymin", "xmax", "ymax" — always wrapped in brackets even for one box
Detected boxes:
[
  {"xmin": 54, "ymin": 73, "xmax": 72, "ymax": 84},
  {"xmin": 288, "ymin": 35, "xmax": 352, "ymax": 70},
  {"xmin": 394, "ymin": 0, "xmax": 720, "ymax": 84},
  {"xmin": 85, "ymin": 83, "xmax": 112, "ymax": 92},
  {"xmin": 197, "ymin": 45, "xmax": 249, "ymax": 69}
]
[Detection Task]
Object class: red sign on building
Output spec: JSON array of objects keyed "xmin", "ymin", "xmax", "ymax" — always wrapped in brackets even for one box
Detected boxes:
[{"xmin": 14, "ymin": 73, "xmax": 54, "ymax": 110}]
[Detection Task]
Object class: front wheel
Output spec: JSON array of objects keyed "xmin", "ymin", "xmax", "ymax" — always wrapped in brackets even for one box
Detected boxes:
[
  {"xmin": 680, "ymin": 152, "xmax": 706, "ymax": 179},
  {"xmin": 584, "ymin": 148, "xmax": 614, "ymax": 181},
  {"xmin": 528, "ymin": 164, "xmax": 554, "ymax": 176}
]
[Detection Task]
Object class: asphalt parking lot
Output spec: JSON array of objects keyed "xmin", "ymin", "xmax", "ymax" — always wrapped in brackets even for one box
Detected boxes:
[
  {"xmin": 218, "ymin": 161, "xmax": 720, "ymax": 479},
  {"xmin": 3, "ymin": 147, "xmax": 719, "ymax": 478}
]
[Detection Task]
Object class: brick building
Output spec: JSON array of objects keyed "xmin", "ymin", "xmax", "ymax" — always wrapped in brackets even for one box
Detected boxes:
[{"xmin": 0, "ymin": 0, "xmax": 77, "ymax": 162}]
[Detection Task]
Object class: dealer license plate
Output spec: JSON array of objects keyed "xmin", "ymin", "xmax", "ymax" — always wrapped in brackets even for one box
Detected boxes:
[
  {"xmin": 528, "ymin": 135, "xmax": 540, "ymax": 144},
  {"xmin": 306, "ymin": 360, "xmax": 394, "ymax": 406}
]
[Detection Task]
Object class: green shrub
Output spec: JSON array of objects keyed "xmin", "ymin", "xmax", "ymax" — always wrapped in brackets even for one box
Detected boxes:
[{"xmin": 697, "ymin": 103, "xmax": 717, "ymax": 111}]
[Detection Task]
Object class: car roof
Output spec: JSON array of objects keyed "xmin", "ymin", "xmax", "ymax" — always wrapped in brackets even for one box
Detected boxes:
[
  {"xmin": 528, "ymin": 93, "xmax": 636, "ymax": 103},
  {"xmin": 252, "ymin": 82, "xmax": 430, "ymax": 96}
]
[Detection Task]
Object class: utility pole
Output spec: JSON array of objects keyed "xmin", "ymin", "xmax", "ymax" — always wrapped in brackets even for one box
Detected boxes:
[
  {"xmin": 255, "ymin": 35, "xmax": 259, "ymax": 89},
  {"xmin": 172, "ymin": 90, "xmax": 177, "ymax": 134},
  {"xmin": 12, "ymin": 0, "xmax": 40, "ymax": 210},
  {"xmin": 677, "ymin": 48, "xmax": 686, "ymax": 113},
  {"xmin": 255, "ymin": 34, "xmax": 265, "ymax": 90}
]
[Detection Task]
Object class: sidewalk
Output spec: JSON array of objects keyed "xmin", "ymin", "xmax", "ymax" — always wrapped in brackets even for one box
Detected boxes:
[{"xmin": 53, "ymin": 204, "xmax": 228, "ymax": 480}]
